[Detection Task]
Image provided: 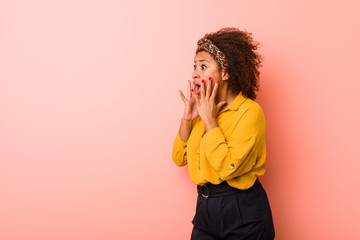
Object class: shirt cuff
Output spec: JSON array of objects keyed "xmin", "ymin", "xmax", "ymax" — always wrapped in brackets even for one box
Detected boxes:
[
  {"xmin": 202, "ymin": 127, "xmax": 225, "ymax": 146},
  {"xmin": 174, "ymin": 132, "xmax": 188, "ymax": 150}
]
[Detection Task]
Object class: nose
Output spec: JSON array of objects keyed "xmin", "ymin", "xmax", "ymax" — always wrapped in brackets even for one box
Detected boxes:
[{"xmin": 192, "ymin": 69, "xmax": 200, "ymax": 80}]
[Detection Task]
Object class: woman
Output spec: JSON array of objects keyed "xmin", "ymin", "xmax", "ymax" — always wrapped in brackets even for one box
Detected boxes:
[{"xmin": 172, "ymin": 28, "xmax": 275, "ymax": 240}]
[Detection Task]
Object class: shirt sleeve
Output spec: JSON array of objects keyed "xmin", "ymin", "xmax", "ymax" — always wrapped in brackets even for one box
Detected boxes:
[
  {"xmin": 201, "ymin": 105, "xmax": 265, "ymax": 181},
  {"xmin": 171, "ymin": 132, "xmax": 188, "ymax": 167}
]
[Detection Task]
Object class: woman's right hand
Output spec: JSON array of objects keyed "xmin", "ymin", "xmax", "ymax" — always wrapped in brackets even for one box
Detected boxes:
[{"xmin": 178, "ymin": 80, "xmax": 199, "ymax": 121}]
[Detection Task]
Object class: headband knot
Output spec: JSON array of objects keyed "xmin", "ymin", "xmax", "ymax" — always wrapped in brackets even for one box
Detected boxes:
[{"xmin": 197, "ymin": 38, "xmax": 228, "ymax": 70}]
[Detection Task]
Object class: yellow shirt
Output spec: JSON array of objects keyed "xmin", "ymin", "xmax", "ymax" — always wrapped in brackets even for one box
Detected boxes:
[{"xmin": 172, "ymin": 93, "xmax": 266, "ymax": 190}]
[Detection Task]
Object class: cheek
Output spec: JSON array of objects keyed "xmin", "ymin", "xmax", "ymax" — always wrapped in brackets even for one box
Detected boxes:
[{"xmin": 208, "ymin": 69, "xmax": 221, "ymax": 80}]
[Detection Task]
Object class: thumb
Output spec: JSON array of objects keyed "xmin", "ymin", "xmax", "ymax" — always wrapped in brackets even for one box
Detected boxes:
[{"xmin": 217, "ymin": 101, "xmax": 228, "ymax": 110}]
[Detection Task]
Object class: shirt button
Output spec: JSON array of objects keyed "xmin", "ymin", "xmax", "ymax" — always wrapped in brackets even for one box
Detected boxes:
[
  {"xmin": 229, "ymin": 163, "xmax": 235, "ymax": 169},
  {"xmin": 197, "ymin": 149, "xmax": 199, "ymax": 154},
  {"xmin": 183, "ymin": 145, "xmax": 187, "ymax": 150}
]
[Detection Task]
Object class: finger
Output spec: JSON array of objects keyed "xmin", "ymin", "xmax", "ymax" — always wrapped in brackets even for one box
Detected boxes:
[
  {"xmin": 200, "ymin": 79, "xmax": 205, "ymax": 99},
  {"xmin": 206, "ymin": 77, "xmax": 212, "ymax": 99},
  {"xmin": 178, "ymin": 90, "xmax": 186, "ymax": 103},
  {"xmin": 187, "ymin": 80, "xmax": 192, "ymax": 98},
  {"xmin": 190, "ymin": 81, "xmax": 195, "ymax": 99},
  {"xmin": 211, "ymin": 80, "xmax": 220, "ymax": 100},
  {"xmin": 217, "ymin": 101, "xmax": 228, "ymax": 110}
]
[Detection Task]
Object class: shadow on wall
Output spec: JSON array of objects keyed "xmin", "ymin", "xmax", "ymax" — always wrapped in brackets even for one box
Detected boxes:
[{"xmin": 256, "ymin": 66, "xmax": 299, "ymax": 239}]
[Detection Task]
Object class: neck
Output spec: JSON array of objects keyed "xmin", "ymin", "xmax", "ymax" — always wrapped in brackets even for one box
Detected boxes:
[{"xmin": 216, "ymin": 82, "xmax": 237, "ymax": 109}]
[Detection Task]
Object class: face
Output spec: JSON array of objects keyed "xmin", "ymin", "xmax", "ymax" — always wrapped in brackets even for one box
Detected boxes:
[{"xmin": 192, "ymin": 51, "xmax": 228, "ymax": 95}]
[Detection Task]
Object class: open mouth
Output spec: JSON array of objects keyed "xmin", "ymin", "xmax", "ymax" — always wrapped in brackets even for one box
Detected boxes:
[{"xmin": 194, "ymin": 84, "xmax": 201, "ymax": 94}]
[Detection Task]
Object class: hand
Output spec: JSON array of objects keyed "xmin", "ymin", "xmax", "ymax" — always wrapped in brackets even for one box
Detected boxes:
[
  {"xmin": 178, "ymin": 80, "xmax": 199, "ymax": 121},
  {"xmin": 194, "ymin": 77, "xmax": 227, "ymax": 131}
]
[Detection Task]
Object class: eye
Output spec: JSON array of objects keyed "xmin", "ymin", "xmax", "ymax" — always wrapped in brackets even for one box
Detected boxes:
[
  {"xmin": 193, "ymin": 65, "xmax": 197, "ymax": 70},
  {"xmin": 201, "ymin": 65, "xmax": 207, "ymax": 70}
]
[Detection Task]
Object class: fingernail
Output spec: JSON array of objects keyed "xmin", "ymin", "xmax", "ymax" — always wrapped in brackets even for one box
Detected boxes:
[
  {"xmin": 191, "ymin": 89, "xmax": 194, "ymax": 92},
  {"xmin": 216, "ymin": 81, "xmax": 219, "ymax": 84},
  {"xmin": 201, "ymin": 79, "xmax": 204, "ymax": 83},
  {"xmin": 225, "ymin": 102, "xmax": 228, "ymax": 105},
  {"xmin": 208, "ymin": 77, "xmax": 211, "ymax": 80}
]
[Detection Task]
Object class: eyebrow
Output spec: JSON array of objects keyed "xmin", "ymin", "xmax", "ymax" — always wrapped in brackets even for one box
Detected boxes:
[{"xmin": 194, "ymin": 59, "xmax": 209, "ymax": 63}]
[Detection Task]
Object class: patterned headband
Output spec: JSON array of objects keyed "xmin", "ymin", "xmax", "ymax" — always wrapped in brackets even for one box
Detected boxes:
[{"xmin": 197, "ymin": 38, "xmax": 228, "ymax": 70}]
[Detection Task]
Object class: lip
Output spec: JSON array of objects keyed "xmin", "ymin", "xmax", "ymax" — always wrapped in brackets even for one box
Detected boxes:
[
  {"xmin": 193, "ymin": 80, "xmax": 202, "ymax": 87},
  {"xmin": 194, "ymin": 83, "xmax": 201, "ymax": 94}
]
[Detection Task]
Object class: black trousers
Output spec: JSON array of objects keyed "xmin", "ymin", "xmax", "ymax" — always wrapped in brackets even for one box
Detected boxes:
[{"xmin": 191, "ymin": 179, "xmax": 275, "ymax": 240}]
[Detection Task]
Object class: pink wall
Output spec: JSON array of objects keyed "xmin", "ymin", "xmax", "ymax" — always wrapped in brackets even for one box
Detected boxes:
[{"xmin": 1, "ymin": 0, "xmax": 359, "ymax": 239}]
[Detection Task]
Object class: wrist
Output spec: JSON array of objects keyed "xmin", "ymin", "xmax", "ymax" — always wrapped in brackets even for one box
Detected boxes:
[
  {"xmin": 204, "ymin": 118, "xmax": 217, "ymax": 132},
  {"xmin": 181, "ymin": 116, "xmax": 193, "ymax": 122}
]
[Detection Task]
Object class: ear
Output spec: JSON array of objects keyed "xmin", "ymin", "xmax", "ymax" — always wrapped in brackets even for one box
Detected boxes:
[{"xmin": 221, "ymin": 69, "xmax": 229, "ymax": 81}]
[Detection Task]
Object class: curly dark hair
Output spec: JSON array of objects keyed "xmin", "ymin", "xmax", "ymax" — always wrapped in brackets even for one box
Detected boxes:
[{"xmin": 197, "ymin": 28, "xmax": 262, "ymax": 100}]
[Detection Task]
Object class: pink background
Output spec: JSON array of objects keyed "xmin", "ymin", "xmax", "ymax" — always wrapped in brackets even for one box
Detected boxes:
[{"xmin": 1, "ymin": 0, "xmax": 359, "ymax": 239}]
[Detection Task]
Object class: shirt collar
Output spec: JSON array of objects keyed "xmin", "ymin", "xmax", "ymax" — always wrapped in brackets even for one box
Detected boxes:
[{"xmin": 220, "ymin": 92, "xmax": 247, "ymax": 113}]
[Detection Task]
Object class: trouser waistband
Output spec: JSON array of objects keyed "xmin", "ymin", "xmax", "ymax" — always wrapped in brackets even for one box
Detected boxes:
[{"xmin": 197, "ymin": 179, "xmax": 260, "ymax": 198}]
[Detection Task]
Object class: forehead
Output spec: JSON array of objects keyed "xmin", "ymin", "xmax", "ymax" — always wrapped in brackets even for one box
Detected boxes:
[{"xmin": 194, "ymin": 51, "xmax": 216, "ymax": 63}]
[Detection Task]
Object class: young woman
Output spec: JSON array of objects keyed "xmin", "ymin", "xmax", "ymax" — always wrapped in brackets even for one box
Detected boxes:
[{"xmin": 172, "ymin": 28, "xmax": 275, "ymax": 240}]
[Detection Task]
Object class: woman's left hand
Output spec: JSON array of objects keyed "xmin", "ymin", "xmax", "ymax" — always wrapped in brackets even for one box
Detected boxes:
[{"xmin": 195, "ymin": 77, "xmax": 227, "ymax": 132}]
